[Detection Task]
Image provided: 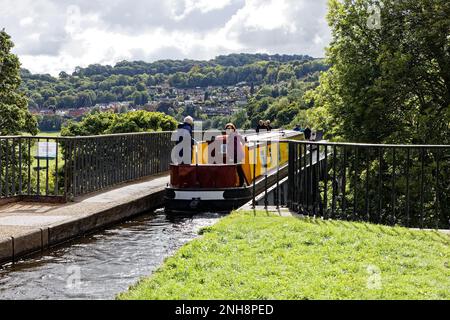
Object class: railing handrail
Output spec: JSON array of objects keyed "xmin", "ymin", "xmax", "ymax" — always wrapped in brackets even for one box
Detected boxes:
[
  {"xmin": 0, "ymin": 131, "xmax": 175, "ymax": 140},
  {"xmin": 284, "ymin": 140, "xmax": 450, "ymax": 149}
]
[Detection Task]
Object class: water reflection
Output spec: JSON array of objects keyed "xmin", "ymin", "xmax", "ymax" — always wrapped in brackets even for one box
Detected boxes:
[{"xmin": 0, "ymin": 210, "xmax": 223, "ymax": 300}]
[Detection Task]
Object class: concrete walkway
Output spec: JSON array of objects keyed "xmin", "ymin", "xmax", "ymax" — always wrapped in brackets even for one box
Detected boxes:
[
  {"xmin": 0, "ymin": 173, "xmax": 169, "ymax": 265},
  {"xmin": 238, "ymin": 205, "xmax": 298, "ymax": 217}
]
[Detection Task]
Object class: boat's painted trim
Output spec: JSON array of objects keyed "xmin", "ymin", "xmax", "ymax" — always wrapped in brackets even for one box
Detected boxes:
[{"xmin": 174, "ymin": 190, "xmax": 225, "ymax": 200}]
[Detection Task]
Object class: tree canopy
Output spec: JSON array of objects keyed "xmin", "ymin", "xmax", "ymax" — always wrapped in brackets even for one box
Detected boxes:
[
  {"xmin": 0, "ymin": 30, "xmax": 37, "ymax": 135},
  {"xmin": 306, "ymin": 0, "xmax": 450, "ymax": 144},
  {"xmin": 61, "ymin": 110, "xmax": 178, "ymax": 136}
]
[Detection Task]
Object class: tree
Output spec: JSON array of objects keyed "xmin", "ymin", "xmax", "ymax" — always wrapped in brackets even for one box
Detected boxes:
[
  {"xmin": 30, "ymin": 92, "xmax": 44, "ymax": 108},
  {"xmin": 59, "ymin": 71, "xmax": 69, "ymax": 79},
  {"xmin": 61, "ymin": 111, "xmax": 177, "ymax": 136},
  {"xmin": 44, "ymin": 97, "xmax": 58, "ymax": 108},
  {"xmin": 230, "ymin": 109, "xmax": 250, "ymax": 129},
  {"xmin": 250, "ymin": 82, "xmax": 255, "ymax": 95},
  {"xmin": 277, "ymin": 65, "xmax": 296, "ymax": 82},
  {"xmin": 76, "ymin": 91, "xmax": 95, "ymax": 108},
  {"xmin": 308, "ymin": 0, "xmax": 450, "ymax": 144},
  {"xmin": 136, "ymin": 82, "xmax": 147, "ymax": 91},
  {"xmin": 38, "ymin": 114, "xmax": 64, "ymax": 131},
  {"xmin": 131, "ymin": 91, "xmax": 149, "ymax": 106},
  {"xmin": 0, "ymin": 30, "xmax": 37, "ymax": 135},
  {"xmin": 57, "ymin": 94, "xmax": 76, "ymax": 109},
  {"xmin": 303, "ymin": 0, "xmax": 450, "ymax": 228}
]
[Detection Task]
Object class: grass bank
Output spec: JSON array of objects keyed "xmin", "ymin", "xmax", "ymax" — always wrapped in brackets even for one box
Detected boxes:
[{"xmin": 119, "ymin": 210, "xmax": 450, "ymax": 300}]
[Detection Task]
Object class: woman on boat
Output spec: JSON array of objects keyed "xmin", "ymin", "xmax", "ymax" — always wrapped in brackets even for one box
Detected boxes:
[
  {"xmin": 265, "ymin": 120, "xmax": 273, "ymax": 132},
  {"xmin": 224, "ymin": 123, "xmax": 248, "ymax": 186},
  {"xmin": 256, "ymin": 120, "xmax": 266, "ymax": 133}
]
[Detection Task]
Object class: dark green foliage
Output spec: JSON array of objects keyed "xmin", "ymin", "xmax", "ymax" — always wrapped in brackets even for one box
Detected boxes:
[
  {"xmin": 308, "ymin": 0, "xmax": 450, "ymax": 145},
  {"xmin": 0, "ymin": 30, "xmax": 37, "ymax": 135},
  {"xmin": 37, "ymin": 114, "xmax": 65, "ymax": 132},
  {"xmin": 245, "ymin": 80, "xmax": 319, "ymax": 129},
  {"xmin": 300, "ymin": 0, "xmax": 450, "ymax": 230},
  {"xmin": 61, "ymin": 110, "xmax": 178, "ymax": 136}
]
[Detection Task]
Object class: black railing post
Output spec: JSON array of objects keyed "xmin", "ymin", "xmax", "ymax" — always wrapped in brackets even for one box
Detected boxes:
[
  {"xmin": 323, "ymin": 145, "xmax": 328, "ymax": 218},
  {"xmin": 11, "ymin": 138, "xmax": 16, "ymax": 196},
  {"xmin": 36, "ymin": 138, "xmax": 41, "ymax": 196},
  {"xmin": 54, "ymin": 139, "xmax": 59, "ymax": 196},
  {"xmin": 332, "ymin": 145, "xmax": 337, "ymax": 218},
  {"xmin": 342, "ymin": 146, "xmax": 347, "ymax": 219},
  {"xmin": 308, "ymin": 142, "xmax": 313, "ymax": 214},
  {"xmin": 405, "ymin": 147, "xmax": 410, "ymax": 227},
  {"xmin": 264, "ymin": 143, "xmax": 268, "ymax": 210},
  {"xmin": 287, "ymin": 142, "xmax": 294, "ymax": 209},
  {"xmin": 5, "ymin": 138, "xmax": 9, "ymax": 197},
  {"xmin": 378, "ymin": 147, "xmax": 383, "ymax": 224},
  {"xmin": 298, "ymin": 144, "xmax": 302, "ymax": 210},
  {"xmin": 18, "ymin": 138, "xmax": 22, "ymax": 196},
  {"xmin": 252, "ymin": 141, "xmax": 257, "ymax": 209},
  {"xmin": 314, "ymin": 144, "xmax": 320, "ymax": 217},
  {"xmin": 27, "ymin": 138, "xmax": 31, "ymax": 196},
  {"xmin": 391, "ymin": 147, "xmax": 396, "ymax": 225},
  {"xmin": 365, "ymin": 148, "xmax": 370, "ymax": 222},
  {"xmin": 45, "ymin": 138, "xmax": 49, "ymax": 196},
  {"xmin": 73, "ymin": 138, "xmax": 78, "ymax": 198},
  {"xmin": 420, "ymin": 148, "xmax": 425, "ymax": 228},
  {"xmin": 296, "ymin": 145, "xmax": 299, "ymax": 210},
  {"xmin": 435, "ymin": 149, "xmax": 440, "ymax": 229},
  {"xmin": 63, "ymin": 139, "xmax": 69, "ymax": 201},
  {"xmin": 0, "ymin": 139, "xmax": 3, "ymax": 197},
  {"xmin": 353, "ymin": 146, "xmax": 358, "ymax": 221},
  {"xmin": 276, "ymin": 141, "xmax": 280, "ymax": 209}
]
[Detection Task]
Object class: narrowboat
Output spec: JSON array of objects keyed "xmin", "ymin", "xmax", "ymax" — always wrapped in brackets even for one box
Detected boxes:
[{"xmin": 164, "ymin": 130, "xmax": 304, "ymax": 212}]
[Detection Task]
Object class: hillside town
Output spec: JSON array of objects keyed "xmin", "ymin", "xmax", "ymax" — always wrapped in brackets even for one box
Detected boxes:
[{"xmin": 31, "ymin": 83, "xmax": 255, "ymax": 119}]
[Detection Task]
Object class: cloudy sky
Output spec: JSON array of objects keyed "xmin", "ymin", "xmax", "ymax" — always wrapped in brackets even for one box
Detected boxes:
[{"xmin": 1, "ymin": 0, "xmax": 331, "ymax": 75}]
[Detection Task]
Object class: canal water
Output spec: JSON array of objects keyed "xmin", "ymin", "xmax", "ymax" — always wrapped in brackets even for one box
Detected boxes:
[{"xmin": 0, "ymin": 210, "xmax": 223, "ymax": 300}]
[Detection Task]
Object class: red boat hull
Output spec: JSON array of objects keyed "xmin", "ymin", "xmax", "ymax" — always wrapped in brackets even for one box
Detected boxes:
[{"xmin": 170, "ymin": 164, "xmax": 239, "ymax": 189}]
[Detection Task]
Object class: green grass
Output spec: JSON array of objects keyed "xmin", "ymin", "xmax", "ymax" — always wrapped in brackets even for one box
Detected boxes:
[
  {"xmin": 37, "ymin": 131, "xmax": 61, "ymax": 137},
  {"xmin": 118, "ymin": 210, "xmax": 450, "ymax": 300},
  {"xmin": 20, "ymin": 131, "xmax": 61, "ymax": 137}
]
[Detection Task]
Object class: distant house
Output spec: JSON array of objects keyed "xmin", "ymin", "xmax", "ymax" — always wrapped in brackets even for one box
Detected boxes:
[
  {"xmin": 67, "ymin": 108, "xmax": 88, "ymax": 117},
  {"xmin": 235, "ymin": 100, "xmax": 247, "ymax": 107}
]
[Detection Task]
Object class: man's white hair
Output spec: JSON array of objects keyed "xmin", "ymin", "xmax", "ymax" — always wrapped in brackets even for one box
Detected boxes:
[{"xmin": 184, "ymin": 116, "xmax": 194, "ymax": 125}]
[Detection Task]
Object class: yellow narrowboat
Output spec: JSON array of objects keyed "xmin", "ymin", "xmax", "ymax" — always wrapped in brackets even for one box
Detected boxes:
[{"xmin": 165, "ymin": 130, "xmax": 303, "ymax": 212}]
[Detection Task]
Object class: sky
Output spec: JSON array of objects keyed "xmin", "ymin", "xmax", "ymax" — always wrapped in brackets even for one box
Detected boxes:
[{"xmin": 1, "ymin": 0, "xmax": 331, "ymax": 76}]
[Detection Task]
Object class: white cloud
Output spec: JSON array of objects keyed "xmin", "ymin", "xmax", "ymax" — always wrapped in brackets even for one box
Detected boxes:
[
  {"xmin": 171, "ymin": 0, "xmax": 233, "ymax": 20},
  {"xmin": 234, "ymin": 0, "xmax": 296, "ymax": 31},
  {"xmin": 19, "ymin": 17, "xmax": 34, "ymax": 27},
  {"xmin": 1, "ymin": 0, "xmax": 331, "ymax": 75}
]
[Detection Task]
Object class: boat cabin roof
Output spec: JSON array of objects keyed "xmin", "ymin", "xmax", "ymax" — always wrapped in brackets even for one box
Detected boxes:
[{"xmin": 244, "ymin": 130, "xmax": 302, "ymax": 142}]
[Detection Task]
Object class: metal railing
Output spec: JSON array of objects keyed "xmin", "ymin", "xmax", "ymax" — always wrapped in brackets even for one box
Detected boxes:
[
  {"xmin": 0, "ymin": 132, "xmax": 174, "ymax": 203},
  {"xmin": 287, "ymin": 141, "xmax": 450, "ymax": 229},
  {"xmin": 0, "ymin": 135, "xmax": 65, "ymax": 203}
]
